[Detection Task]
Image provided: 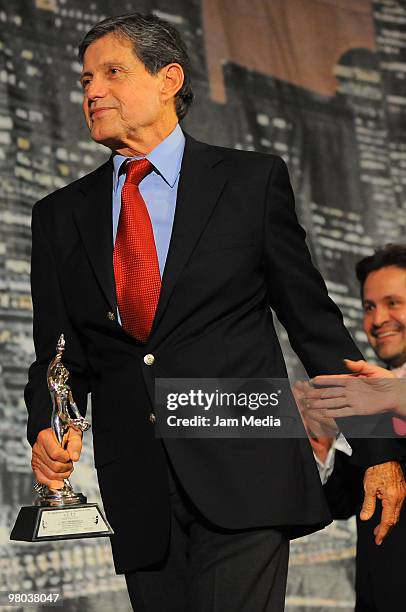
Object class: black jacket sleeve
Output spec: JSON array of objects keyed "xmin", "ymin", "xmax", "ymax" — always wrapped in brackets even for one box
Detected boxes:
[
  {"xmin": 263, "ymin": 157, "xmax": 405, "ymax": 467},
  {"xmin": 25, "ymin": 202, "xmax": 91, "ymax": 447}
]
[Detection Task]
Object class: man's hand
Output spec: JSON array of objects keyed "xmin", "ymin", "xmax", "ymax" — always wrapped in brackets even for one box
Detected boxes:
[
  {"xmin": 292, "ymin": 380, "xmax": 337, "ymax": 463},
  {"xmin": 293, "ymin": 380, "xmax": 338, "ymax": 440},
  {"xmin": 31, "ymin": 427, "xmax": 83, "ymax": 490},
  {"xmin": 301, "ymin": 360, "xmax": 398, "ymax": 420},
  {"xmin": 361, "ymin": 461, "xmax": 406, "ymax": 545}
]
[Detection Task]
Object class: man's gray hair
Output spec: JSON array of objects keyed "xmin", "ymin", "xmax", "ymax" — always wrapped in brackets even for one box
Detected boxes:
[{"xmin": 78, "ymin": 12, "xmax": 194, "ymax": 121}]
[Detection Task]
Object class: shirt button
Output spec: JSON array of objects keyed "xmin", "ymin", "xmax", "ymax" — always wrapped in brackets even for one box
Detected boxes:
[
  {"xmin": 107, "ymin": 311, "xmax": 115, "ymax": 321},
  {"xmin": 149, "ymin": 413, "xmax": 156, "ymax": 424},
  {"xmin": 143, "ymin": 354, "xmax": 155, "ymax": 366}
]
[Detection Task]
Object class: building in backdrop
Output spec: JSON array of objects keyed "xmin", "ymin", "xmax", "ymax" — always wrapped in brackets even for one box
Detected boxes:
[{"xmin": 0, "ymin": 0, "xmax": 405, "ymax": 610}]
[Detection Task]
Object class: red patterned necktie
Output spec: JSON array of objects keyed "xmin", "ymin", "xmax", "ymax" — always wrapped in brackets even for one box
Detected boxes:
[{"xmin": 113, "ymin": 159, "xmax": 161, "ymax": 342}]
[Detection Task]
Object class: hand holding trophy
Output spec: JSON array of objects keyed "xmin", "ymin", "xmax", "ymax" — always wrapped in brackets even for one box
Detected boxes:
[
  {"xmin": 11, "ymin": 334, "xmax": 113, "ymax": 541},
  {"xmin": 34, "ymin": 334, "xmax": 90, "ymax": 504}
]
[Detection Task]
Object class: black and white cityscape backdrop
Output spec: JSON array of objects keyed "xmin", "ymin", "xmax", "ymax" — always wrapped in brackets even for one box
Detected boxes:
[{"xmin": 1, "ymin": 0, "xmax": 405, "ymax": 610}]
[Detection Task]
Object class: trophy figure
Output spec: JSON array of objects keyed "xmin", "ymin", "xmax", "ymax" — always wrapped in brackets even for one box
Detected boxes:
[
  {"xmin": 34, "ymin": 334, "xmax": 90, "ymax": 505},
  {"xmin": 10, "ymin": 334, "xmax": 113, "ymax": 541}
]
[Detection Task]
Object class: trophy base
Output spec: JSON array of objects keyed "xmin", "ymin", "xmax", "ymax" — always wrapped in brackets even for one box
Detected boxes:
[{"xmin": 10, "ymin": 503, "xmax": 113, "ymax": 542}]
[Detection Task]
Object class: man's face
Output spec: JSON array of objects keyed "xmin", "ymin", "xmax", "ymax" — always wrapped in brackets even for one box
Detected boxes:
[
  {"xmin": 80, "ymin": 33, "xmax": 166, "ymax": 150},
  {"xmin": 363, "ymin": 266, "xmax": 406, "ymax": 367}
]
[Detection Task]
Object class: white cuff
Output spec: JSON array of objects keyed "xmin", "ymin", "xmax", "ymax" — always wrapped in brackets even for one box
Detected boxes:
[
  {"xmin": 335, "ymin": 432, "xmax": 352, "ymax": 457},
  {"xmin": 314, "ymin": 433, "xmax": 352, "ymax": 485}
]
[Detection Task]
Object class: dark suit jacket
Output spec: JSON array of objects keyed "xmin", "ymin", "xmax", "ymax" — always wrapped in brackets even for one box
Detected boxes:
[{"xmin": 25, "ymin": 134, "xmax": 405, "ymax": 574}]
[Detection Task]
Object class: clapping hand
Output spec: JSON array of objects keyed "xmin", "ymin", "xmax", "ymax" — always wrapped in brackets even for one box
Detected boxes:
[{"xmin": 303, "ymin": 360, "xmax": 397, "ymax": 419}]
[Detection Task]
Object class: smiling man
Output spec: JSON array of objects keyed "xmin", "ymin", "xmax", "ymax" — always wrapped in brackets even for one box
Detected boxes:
[
  {"xmin": 25, "ymin": 13, "xmax": 406, "ymax": 612},
  {"xmin": 301, "ymin": 244, "xmax": 406, "ymax": 611},
  {"xmin": 361, "ymin": 253, "xmax": 406, "ymax": 369}
]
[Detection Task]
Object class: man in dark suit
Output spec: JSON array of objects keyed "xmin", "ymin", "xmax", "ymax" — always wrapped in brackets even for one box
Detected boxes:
[
  {"xmin": 25, "ymin": 13, "xmax": 405, "ymax": 612},
  {"xmin": 302, "ymin": 244, "xmax": 406, "ymax": 611}
]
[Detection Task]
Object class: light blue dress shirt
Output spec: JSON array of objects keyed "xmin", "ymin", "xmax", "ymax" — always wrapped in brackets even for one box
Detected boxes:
[{"xmin": 112, "ymin": 123, "xmax": 185, "ymax": 277}]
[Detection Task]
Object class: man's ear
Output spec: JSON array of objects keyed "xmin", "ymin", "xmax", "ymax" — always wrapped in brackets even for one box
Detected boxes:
[{"xmin": 160, "ymin": 63, "xmax": 184, "ymax": 102}]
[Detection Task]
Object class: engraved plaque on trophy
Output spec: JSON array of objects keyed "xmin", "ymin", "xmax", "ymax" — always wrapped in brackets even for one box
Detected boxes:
[{"xmin": 10, "ymin": 334, "xmax": 113, "ymax": 541}]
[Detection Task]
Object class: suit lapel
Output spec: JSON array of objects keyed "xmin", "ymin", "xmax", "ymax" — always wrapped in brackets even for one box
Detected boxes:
[
  {"xmin": 70, "ymin": 137, "xmax": 227, "ymax": 342},
  {"xmin": 150, "ymin": 135, "xmax": 227, "ymax": 339},
  {"xmin": 73, "ymin": 157, "xmax": 117, "ymax": 311}
]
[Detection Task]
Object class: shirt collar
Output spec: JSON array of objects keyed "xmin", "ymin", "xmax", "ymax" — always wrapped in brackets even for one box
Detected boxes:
[{"xmin": 112, "ymin": 123, "xmax": 185, "ymax": 189}]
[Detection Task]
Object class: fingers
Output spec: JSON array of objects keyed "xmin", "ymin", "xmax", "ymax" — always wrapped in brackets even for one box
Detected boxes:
[
  {"xmin": 374, "ymin": 500, "xmax": 398, "ymax": 545},
  {"xmin": 32, "ymin": 444, "xmax": 73, "ymax": 488},
  {"xmin": 312, "ymin": 359, "xmax": 391, "ymax": 384},
  {"xmin": 292, "ymin": 380, "xmax": 312, "ymax": 401},
  {"xmin": 360, "ymin": 491, "xmax": 377, "ymax": 521},
  {"xmin": 31, "ymin": 459, "xmax": 72, "ymax": 489},
  {"xmin": 361, "ymin": 465, "xmax": 379, "ymax": 522},
  {"xmin": 311, "ymin": 375, "xmax": 347, "ymax": 387},
  {"xmin": 374, "ymin": 522, "xmax": 391, "ymax": 545},
  {"xmin": 38, "ymin": 428, "xmax": 71, "ymax": 463},
  {"xmin": 309, "ymin": 417, "xmax": 338, "ymax": 437},
  {"xmin": 297, "ymin": 384, "xmax": 347, "ymax": 415},
  {"xmin": 32, "ymin": 427, "xmax": 74, "ymax": 490},
  {"xmin": 309, "ymin": 407, "xmax": 356, "ymax": 419},
  {"xmin": 66, "ymin": 428, "xmax": 83, "ymax": 462},
  {"xmin": 32, "ymin": 467, "xmax": 64, "ymax": 490},
  {"xmin": 302, "ymin": 385, "xmax": 347, "ymax": 403},
  {"xmin": 294, "ymin": 386, "xmax": 338, "ymax": 437},
  {"xmin": 306, "ymin": 397, "xmax": 348, "ymax": 411},
  {"xmin": 374, "ymin": 476, "xmax": 406, "ymax": 544},
  {"xmin": 309, "ymin": 389, "xmax": 347, "ymax": 403},
  {"xmin": 343, "ymin": 359, "xmax": 366, "ymax": 373},
  {"xmin": 33, "ymin": 442, "xmax": 73, "ymax": 474},
  {"xmin": 343, "ymin": 359, "xmax": 394, "ymax": 379}
]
